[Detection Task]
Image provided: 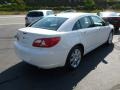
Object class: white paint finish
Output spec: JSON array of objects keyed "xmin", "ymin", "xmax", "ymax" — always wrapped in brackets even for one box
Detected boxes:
[
  {"xmin": 14, "ymin": 13, "xmax": 113, "ymax": 69},
  {"xmin": 0, "ymin": 15, "xmax": 25, "ymax": 18},
  {"xmin": 0, "ymin": 23, "xmax": 24, "ymax": 25}
]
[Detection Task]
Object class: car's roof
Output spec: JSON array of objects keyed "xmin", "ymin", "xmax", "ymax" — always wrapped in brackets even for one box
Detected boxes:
[
  {"xmin": 29, "ymin": 10, "xmax": 53, "ymax": 13},
  {"xmin": 48, "ymin": 12, "xmax": 94, "ymax": 19}
]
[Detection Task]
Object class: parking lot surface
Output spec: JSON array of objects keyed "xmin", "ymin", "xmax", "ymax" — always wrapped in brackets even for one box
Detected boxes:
[{"xmin": 0, "ymin": 16, "xmax": 120, "ymax": 90}]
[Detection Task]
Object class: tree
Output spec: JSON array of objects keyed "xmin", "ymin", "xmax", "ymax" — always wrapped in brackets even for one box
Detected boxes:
[
  {"xmin": 11, "ymin": 0, "xmax": 24, "ymax": 4},
  {"xmin": 107, "ymin": 0, "xmax": 115, "ymax": 2},
  {"xmin": 84, "ymin": 0, "xmax": 95, "ymax": 9}
]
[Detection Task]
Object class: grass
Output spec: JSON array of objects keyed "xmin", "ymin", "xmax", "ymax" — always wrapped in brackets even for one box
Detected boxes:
[{"xmin": 0, "ymin": 11, "xmax": 27, "ymax": 15}]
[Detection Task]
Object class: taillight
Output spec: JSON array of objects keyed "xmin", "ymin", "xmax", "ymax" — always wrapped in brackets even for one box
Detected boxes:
[{"xmin": 32, "ymin": 37, "xmax": 60, "ymax": 48}]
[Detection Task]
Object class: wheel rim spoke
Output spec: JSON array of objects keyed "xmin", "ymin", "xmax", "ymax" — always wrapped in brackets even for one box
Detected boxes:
[{"xmin": 70, "ymin": 49, "xmax": 81, "ymax": 68}]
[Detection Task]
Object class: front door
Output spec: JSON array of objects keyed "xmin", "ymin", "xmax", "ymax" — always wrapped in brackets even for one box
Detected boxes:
[{"xmin": 79, "ymin": 16, "xmax": 101, "ymax": 53}]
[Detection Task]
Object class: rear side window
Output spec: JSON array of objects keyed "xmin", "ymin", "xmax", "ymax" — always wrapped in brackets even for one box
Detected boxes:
[
  {"xmin": 79, "ymin": 17, "xmax": 92, "ymax": 29},
  {"xmin": 73, "ymin": 21, "xmax": 81, "ymax": 30},
  {"xmin": 31, "ymin": 17, "xmax": 68, "ymax": 31},
  {"xmin": 27, "ymin": 12, "xmax": 44, "ymax": 17}
]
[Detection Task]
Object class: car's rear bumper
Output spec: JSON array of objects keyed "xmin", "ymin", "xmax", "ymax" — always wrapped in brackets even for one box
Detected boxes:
[{"xmin": 14, "ymin": 42, "xmax": 67, "ymax": 69}]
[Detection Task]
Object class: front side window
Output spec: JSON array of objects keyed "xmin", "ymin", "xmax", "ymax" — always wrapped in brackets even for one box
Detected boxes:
[
  {"xmin": 91, "ymin": 16, "xmax": 104, "ymax": 26},
  {"xmin": 31, "ymin": 17, "xmax": 68, "ymax": 31},
  {"xmin": 79, "ymin": 17, "xmax": 92, "ymax": 29}
]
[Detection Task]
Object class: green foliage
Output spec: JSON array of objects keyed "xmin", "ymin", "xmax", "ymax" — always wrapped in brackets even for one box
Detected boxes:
[
  {"xmin": 84, "ymin": 0, "xmax": 95, "ymax": 9},
  {"xmin": 0, "ymin": 0, "xmax": 120, "ymax": 11},
  {"xmin": 0, "ymin": 3, "xmax": 26, "ymax": 11},
  {"xmin": 112, "ymin": 3, "xmax": 120, "ymax": 9},
  {"xmin": 7, "ymin": 0, "xmax": 24, "ymax": 4},
  {"xmin": 107, "ymin": 0, "xmax": 115, "ymax": 2}
]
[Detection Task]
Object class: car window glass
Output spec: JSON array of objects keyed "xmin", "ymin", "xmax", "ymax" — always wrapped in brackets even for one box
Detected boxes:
[
  {"xmin": 91, "ymin": 16, "xmax": 104, "ymax": 26},
  {"xmin": 27, "ymin": 12, "xmax": 43, "ymax": 17},
  {"xmin": 73, "ymin": 21, "xmax": 81, "ymax": 30},
  {"xmin": 31, "ymin": 17, "xmax": 68, "ymax": 31},
  {"xmin": 79, "ymin": 17, "xmax": 92, "ymax": 28}
]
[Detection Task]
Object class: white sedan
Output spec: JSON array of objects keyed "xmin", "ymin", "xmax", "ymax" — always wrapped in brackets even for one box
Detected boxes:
[{"xmin": 14, "ymin": 13, "xmax": 114, "ymax": 70}]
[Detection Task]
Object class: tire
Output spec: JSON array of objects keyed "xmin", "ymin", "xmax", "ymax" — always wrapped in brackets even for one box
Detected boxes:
[
  {"xmin": 106, "ymin": 31, "xmax": 113, "ymax": 45},
  {"xmin": 65, "ymin": 46, "xmax": 83, "ymax": 71}
]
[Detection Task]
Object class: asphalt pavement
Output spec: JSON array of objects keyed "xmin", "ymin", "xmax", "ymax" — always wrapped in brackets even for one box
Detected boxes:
[{"xmin": 0, "ymin": 15, "xmax": 120, "ymax": 90}]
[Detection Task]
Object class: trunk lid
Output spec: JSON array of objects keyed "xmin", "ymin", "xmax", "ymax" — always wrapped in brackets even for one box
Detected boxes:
[{"xmin": 16, "ymin": 27, "xmax": 60, "ymax": 48}]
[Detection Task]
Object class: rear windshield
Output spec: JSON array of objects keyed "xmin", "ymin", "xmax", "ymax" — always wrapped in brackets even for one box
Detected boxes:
[
  {"xmin": 31, "ymin": 17, "xmax": 68, "ymax": 30},
  {"xmin": 27, "ymin": 12, "xmax": 43, "ymax": 17}
]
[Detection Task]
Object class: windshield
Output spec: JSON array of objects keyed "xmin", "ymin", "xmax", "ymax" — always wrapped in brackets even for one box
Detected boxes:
[
  {"xmin": 27, "ymin": 12, "xmax": 44, "ymax": 17},
  {"xmin": 100, "ymin": 12, "xmax": 118, "ymax": 17},
  {"xmin": 31, "ymin": 17, "xmax": 68, "ymax": 30}
]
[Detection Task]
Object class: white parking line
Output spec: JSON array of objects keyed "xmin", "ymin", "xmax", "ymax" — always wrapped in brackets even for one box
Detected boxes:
[
  {"xmin": 0, "ymin": 15, "xmax": 25, "ymax": 18},
  {"xmin": 0, "ymin": 23, "xmax": 24, "ymax": 26}
]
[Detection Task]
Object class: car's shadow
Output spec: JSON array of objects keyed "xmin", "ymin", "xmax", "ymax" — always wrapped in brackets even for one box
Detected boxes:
[{"xmin": 0, "ymin": 44, "xmax": 114, "ymax": 90}]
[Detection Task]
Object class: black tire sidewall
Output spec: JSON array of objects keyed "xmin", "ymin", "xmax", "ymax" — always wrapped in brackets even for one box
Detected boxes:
[
  {"xmin": 65, "ymin": 46, "xmax": 82, "ymax": 70},
  {"xmin": 107, "ymin": 31, "xmax": 113, "ymax": 45}
]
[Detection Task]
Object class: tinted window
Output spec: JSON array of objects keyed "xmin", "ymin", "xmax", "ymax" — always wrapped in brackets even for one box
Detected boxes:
[
  {"xmin": 73, "ymin": 21, "xmax": 81, "ymax": 30},
  {"xmin": 27, "ymin": 12, "xmax": 43, "ymax": 17},
  {"xmin": 31, "ymin": 17, "xmax": 68, "ymax": 31},
  {"xmin": 91, "ymin": 16, "xmax": 104, "ymax": 26},
  {"xmin": 79, "ymin": 17, "xmax": 92, "ymax": 28}
]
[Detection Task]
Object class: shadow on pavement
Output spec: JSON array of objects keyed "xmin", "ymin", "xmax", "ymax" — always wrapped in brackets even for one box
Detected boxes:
[{"xmin": 0, "ymin": 44, "xmax": 114, "ymax": 90}]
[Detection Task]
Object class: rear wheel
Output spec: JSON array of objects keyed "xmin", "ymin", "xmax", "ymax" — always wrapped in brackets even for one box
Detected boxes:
[{"xmin": 65, "ymin": 46, "xmax": 83, "ymax": 71}]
